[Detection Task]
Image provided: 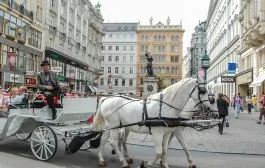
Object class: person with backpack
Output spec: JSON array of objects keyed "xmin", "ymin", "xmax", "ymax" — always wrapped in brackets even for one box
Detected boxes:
[
  {"xmin": 257, "ymin": 92, "xmax": 265, "ymax": 124},
  {"xmin": 217, "ymin": 93, "xmax": 229, "ymax": 134},
  {"xmin": 234, "ymin": 93, "xmax": 243, "ymax": 118}
]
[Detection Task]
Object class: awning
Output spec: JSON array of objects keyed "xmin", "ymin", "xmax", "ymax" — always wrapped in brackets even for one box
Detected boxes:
[{"xmin": 249, "ymin": 73, "xmax": 265, "ymax": 87}]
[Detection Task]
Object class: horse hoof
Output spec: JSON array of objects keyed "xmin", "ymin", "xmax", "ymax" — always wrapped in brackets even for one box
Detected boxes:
[
  {"xmin": 189, "ymin": 165, "xmax": 196, "ymax": 168},
  {"xmin": 140, "ymin": 161, "xmax": 147, "ymax": 168},
  {"xmin": 111, "ymin": 149, "xmax": 116, "ymax": 155},
  {"xmin": 98, "ymin": 160, "xmax": 106, "ymax": 167},
  {"xmin": 127, "ymin": 158, "xmax": 134, "ymax": 164}
]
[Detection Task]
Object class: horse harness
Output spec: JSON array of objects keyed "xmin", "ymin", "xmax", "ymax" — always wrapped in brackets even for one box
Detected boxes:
[{"xmin": 103, "ymin": 81, "xmax": 210, "ymax": 133}]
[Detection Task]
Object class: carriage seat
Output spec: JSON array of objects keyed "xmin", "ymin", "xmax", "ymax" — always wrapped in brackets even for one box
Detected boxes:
[{"xmin": 36, "ymin": 94, "xmax": 62, "ymax": 107}]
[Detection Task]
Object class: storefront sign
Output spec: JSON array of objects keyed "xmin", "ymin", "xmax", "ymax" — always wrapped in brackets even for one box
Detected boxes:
[
  {"xmin": 8, "ymin": 52, "xmax": 16, "ymax": 71},
  {"xmin": 221, "ymin": 76, "xmax": 235, "ymax": 83},
  {"xmin": 4, "ymin": 73, "xmax": 24, "ymax": 83},
  {"xmin": 51, "ymin": 66, "xmax": 62, "ymax": 73},
  {"xmin": 228, "ymin": 63, "xmax": 236, "ymax": 74}
]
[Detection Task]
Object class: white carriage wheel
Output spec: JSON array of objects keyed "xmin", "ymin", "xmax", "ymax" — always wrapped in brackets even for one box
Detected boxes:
[
  {"xmin": 16, "ymin": 133, "xmax": 31, "ymax": 141},
  {"xmin": 79, "ymin": 140, "xmax": 90, "ymax": 151},
  {"xmin": 30, "ymin": 125, "xmax": 58, "ymax": 161}
]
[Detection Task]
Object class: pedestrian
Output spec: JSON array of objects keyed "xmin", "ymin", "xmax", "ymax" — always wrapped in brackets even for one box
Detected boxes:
[
  {"xmin": 251, "ymin": 95, "xmax": 258, "ymax": 112},
  {"xmin": 234, "ymin": 93, "xmax": 243, "ymax": 118},
  {"xmin": 238, "ymin": 93, "xmax": 243, "ymax": 112},
  {"xmin": 257, "ymin": 92, "xmax": 265, "ymax": 124},
  {"xmin": 217, "ymin": 93, "xmax": 229, "ymax": 134},
  {"xmin": 246, "ymin": 95, "xmax": 252, "ymax": 114}
]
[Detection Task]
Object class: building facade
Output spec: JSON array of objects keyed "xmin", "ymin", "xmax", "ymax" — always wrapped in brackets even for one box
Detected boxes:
[
  {"xmin": 0, "ymin": 0, "xmax": 44, "ymax": 89},
  {"xmin": 43, "ymin": 0, "xmax": 104, "ymax": 93},
  {"xmin": 136, "ymin": 17, "xmax": 184, "ymax": 96},
  {"xmin": 99, "ymin": 23, "xmax": 138, "ymax": 94},
  {"xmin": 190, "ymin": 21, "xmax": 207, "ymax": 78},
  {"xmin": 182, "ymin": 47, "xmax": 191, "ymax": 78},
  {"xmin": 239, "ymin": 0, "xmax": 265, "ymax": 98},
  {"xmin": 206, "ymin": 0, "xmax": 240, "ymax": 100}
]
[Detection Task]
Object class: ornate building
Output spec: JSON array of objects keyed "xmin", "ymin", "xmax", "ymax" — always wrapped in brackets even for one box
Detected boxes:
[
  {"xmin": 43, "ymin": 0, "xmax": 104, "ymax": 93},
  {"xmin": 136, "ymin": 17, "xmax": 184, "ymax": 96},
  {"xmin": 240, "ymin": 0, "xmax": 265, "ymax": 97},
  {"xmin": 189, "ymin": 21, "xmax": 207, "ymax": 78},
  {"xmin": 0, "ymin": 0, "xmax": 44, "ymax": 89},
  {"xmin": 206, "ymin": 0, "xmax": 240, "ymax": 99},
  {"xmin": 100, "ymin": 23, "xmax": 138, "ymax": 94}
]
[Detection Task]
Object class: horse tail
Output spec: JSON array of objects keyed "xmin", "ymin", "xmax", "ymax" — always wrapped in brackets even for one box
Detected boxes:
[{"xmin": 92, "ymin": 97, "xmax": 107, "ymax": 131}]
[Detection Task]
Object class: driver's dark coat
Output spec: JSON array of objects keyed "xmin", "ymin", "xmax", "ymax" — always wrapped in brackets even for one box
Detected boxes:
[{"xmin": 217, "ymin": 97, "xmax": 229, "ymax": 116}]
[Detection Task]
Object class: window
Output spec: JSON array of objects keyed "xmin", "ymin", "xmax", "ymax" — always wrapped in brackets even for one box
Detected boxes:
[
  {"xmin": 122, "ymin": 67, "xmax": 125, "ymax": 73},
  {"xmin": 115, "ymin": 67, "xmax": 118, "ymax": 73},
  {"xmin": 102, "ymin": 46, "xmax": 105, "ymax": 50},
  {"xmin": 61, "ymin": 3, "xmax": 65, "ymax": 15},
  {"xmin": 201, "ymin": 37, "xmax": 203, "ymax": 43},
  {"xmin": 109, "ymin": 34, "xmax": 112, "ymax": 38},
  {"xmin": 49, "ymin": 37, "xmax": 53, "ymax": 47},
  {"xmin": 145, "ymin": 35, "xmax": 149, "ymax": 41},
  {"xmin": 154, "ymin": 35, "xmax": 157, "ymax": 41},
  {"xmin": 116, "ymin": 46, "xmax": 119, "ymax": 51},
  {"xmin": 129, "ymin": 67, "xmax": 133, "ymax": 74},
  {"xmin": 196, "ymin": 38, "xmax": 198, "ymax": 43},
  {"xmin": 36, "ymin": 6, "xmax": 43, "ymax": 22},
  {"xmin": 100, "ymin": 78, "xmax": 104, "ymax": 85},
  {"xmin": 130, "ymin": 46, "xmax": 133, "ymax": 51},
  {"xmin": 50, "ymin": 0, "xmax": 55, "ymax": 7},
  {"xmin": 141, "ymin": 35, "xmax": 144, "ymax": 41},
  {"xmin": 109, "ymin": 46, "xmax": 112, "ymax": 50},
  {"xmin": 115, "ymin": 56, "xmax": 119, "ymax": 62},
  {"xmin": 129, "ymin": 79, "xmax": 133, "ymax": 86},
  {"xmin": 101, "ymin": 67, "xmax": 104, "ymax": 73},
  {"xmin": 122, "ymin": 79, "xmax": 125, "ymax": 86},
  {"xmin": 108, "ymin": 56, "xmax": 112, "ymax": 62},
  {"xmin": 131, "ymin": 34, "xmax": 134, "ymax": 39},
  {"xmin": 123, "ymin": 46, "xmax": 126, "ymax": 51},
  {"xmin": 108, "ymin": 67, "xmax": 111, "ymax": 73},
  {"xmin": 123, "ymin": 56, "xmax": 126, "ymax": 62},
  {"xmin": 101, "ymin": 56, "xmax": 104, "ymax": 61},
  {"xmin": 60, "ymin": 43, "xmax": 63, "ymax": 52},
  {"xmin": 115, "ymin": 79, "xmax": 118, "ymax": 86},
  {"xmin": 130, "ymin": 56, "xmax": 133, "ymax": 62}
]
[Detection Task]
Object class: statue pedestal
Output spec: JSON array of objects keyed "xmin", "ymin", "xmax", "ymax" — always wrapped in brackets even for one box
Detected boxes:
[{"xmin": 143, "ymin": 76, "xmax": 158, "ymax": 96}]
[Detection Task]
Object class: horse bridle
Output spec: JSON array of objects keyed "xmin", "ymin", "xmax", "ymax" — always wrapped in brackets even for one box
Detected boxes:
[{"xmin": 189, "ymin": 81, "xmax": 210, "ymax": 108}]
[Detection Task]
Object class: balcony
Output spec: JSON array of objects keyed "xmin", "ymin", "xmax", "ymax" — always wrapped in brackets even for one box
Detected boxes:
[
  {"xmin": 59, "ymin": 32, "xmax": 66, "ymax": 41},
  {"xmin": 0, "ymin": 0, "xmax": 34, "ymax": 20},
  {"xmin": 49, "ymin": 26, "xmax": 57, "ymax": 35}
]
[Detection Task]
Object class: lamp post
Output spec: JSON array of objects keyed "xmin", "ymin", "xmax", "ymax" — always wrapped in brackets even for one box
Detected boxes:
[{"xmin": 201, "ymin": 53, "xmax": 210, "ymax": 82}]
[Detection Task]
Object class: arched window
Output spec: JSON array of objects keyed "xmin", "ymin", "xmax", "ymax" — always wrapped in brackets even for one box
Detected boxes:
[
  {"xmin": 175, "ymin": 35, "xmax": 179, "ymax": 41},
  {"xmin": 158, "ymin": 35, "xmax": 161, "ymax": 41},
  {"xmin": 141, "ymin": 35, "xmax": 144, "ymax": 41},
  {"xmin": 154, "ymin": 35, "xmax": 157, "ymax": 41},
  {"xmin": 171, "ymin": 78, "xmax": 175, "ymax": 85},
  {"xmin": 195, "ymin": 58, "xmax": 199, "ymax": 66},
  {"xmin": 175, "ymin": 67, "xmax": 178, "ymax": 74},
  {"xmin": 124, "ymin": 26, "xmax": 128, "ymax": 30},
  {"xmin": 161, "ymin": 67, "xmax": 165, "ymax": 74},
  {"xmin": 171, "ymin": 35, "xmax": 174, "ymax": 41},
  {"xmin": 166, "ymin": 67, "xmax": 170, "ymax": 73},
  {"xmin": 158, "ymin": 67, "xmax": 161, "ymax": 73},
  {"xmin": 117, "ymin": 26, "xmax": 121, "ymax": 30},
  {"xmin": 145, "ymin": 35, "xmax": 149, "ymax": 41},
  {"xmin": 162, "ymin": 35, "xmax": 166, "ymax": 41},
  {"xmin": 171, "ymin": 67, "xmax": 174, "ymax": 73}
]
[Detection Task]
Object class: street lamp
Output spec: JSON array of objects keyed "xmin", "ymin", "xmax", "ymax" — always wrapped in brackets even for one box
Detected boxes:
[{"xmin": 201, "ymin": 53, "xmax": 210, "ymax": 82}]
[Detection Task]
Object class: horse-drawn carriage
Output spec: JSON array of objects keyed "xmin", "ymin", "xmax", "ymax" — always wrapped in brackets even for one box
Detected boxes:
[
  {"xmin": 0, "ymin": 92, "xmax": 100, "ymax": 161},
  {"xmin": 0, "ymin": 77, "xmax": 220, "ymax": 168}
]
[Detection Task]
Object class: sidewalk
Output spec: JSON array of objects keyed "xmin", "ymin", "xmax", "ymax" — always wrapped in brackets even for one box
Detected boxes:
[{"xmin": 126, "ymin": 108, "xmax": 265, "ymax": 155}]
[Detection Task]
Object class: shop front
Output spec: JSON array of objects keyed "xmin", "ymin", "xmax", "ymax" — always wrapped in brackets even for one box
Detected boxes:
[
  {"xmin": 236, "ymin": 69, "xmax": 253, "ymax": 98},
  {"xmin": 45, "ymin": 47, "xmax": 90, "ymax": 93}
]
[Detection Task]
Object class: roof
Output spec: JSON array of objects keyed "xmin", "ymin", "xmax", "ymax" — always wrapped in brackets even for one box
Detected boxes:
[{"xmin": 102, "ymin": 23, "xmax": 138, "ymax": 32}]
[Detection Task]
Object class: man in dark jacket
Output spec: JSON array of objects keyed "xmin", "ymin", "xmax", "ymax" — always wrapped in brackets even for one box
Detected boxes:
[
  {"xmin": 37, "ymin": 60, "xmax": 61, "ymax": 120},
  {"xmin": 217, "ymin": 93, "xmax": 229, "ymax": 134}
]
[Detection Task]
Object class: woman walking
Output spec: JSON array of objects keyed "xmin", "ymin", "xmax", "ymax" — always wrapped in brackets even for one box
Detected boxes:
[{"xmin": 234, "ymin": 93, "xmax": 243, "ymax": 118}]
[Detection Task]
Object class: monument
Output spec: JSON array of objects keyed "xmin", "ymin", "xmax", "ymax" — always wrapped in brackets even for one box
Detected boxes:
[{"xmin": 143, "ymin": 51, "xmax": 158, "ymax": 96}]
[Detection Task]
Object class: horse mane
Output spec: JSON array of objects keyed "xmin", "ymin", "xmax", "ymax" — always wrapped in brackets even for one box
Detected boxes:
[{"xmin": 149, "ymin": 78, "xmax": 196, "ymax": 107}]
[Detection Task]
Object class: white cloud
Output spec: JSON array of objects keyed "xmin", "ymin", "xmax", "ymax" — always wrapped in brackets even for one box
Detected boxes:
[{"xmin": 91, "ymin": 0, "xmax": 210, "ymax": 55}]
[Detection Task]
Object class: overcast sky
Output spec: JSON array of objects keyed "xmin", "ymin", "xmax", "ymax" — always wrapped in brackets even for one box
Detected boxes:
[{"xmin": 90, "ymin": 0, "xmax": 210, "ymax": 55}]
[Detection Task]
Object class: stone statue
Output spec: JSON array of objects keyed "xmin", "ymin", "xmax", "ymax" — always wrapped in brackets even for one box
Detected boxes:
[
  {"xmin": 145, "ymin": 51, "xmax": 154, "ymax": 76},
  {"xmin": 167, "ymin": 16, "xmax": 170, "ymax": 25},
  {"xmin": 150, "ymin": 17, "xmax": 153, "ymax": 25}
]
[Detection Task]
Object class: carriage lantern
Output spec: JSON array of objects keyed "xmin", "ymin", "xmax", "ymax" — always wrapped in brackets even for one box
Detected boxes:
[{"xmin": 201, "ymin": 52, "xmax": 210, "ymax": 82}]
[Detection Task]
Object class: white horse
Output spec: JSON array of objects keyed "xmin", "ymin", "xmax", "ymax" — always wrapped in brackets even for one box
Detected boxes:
[{"xmin": 93, "ymin": 77, "xmax": 211, "ymax": 168}]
